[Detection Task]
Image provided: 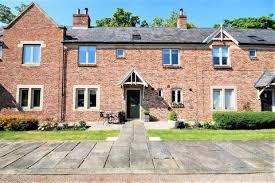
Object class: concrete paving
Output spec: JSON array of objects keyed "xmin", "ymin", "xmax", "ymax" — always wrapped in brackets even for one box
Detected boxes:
[{"xmin": 0, "ymin": 121, "xmax": 274, "ymax": 175}]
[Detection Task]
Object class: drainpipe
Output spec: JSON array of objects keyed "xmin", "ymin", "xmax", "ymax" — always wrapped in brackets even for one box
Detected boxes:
[{"xmin": 61, "ymin": 45, "xmax": 67, "ymax": 122}]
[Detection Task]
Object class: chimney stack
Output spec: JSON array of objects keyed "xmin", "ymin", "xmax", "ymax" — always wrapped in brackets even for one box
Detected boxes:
[
  {"xmin": 177, "ymin": 8, "xmax": 187, "ymax": 29},
  {"xmin": 73, "ymin": 8, "xmax": 91, "ymax": 28}
]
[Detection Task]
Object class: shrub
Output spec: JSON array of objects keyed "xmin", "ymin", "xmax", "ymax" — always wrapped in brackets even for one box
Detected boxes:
[
  {"xmin": 73, "ymin": 121, "xmax": 87, "ymax": 130},
  {"xmin": 168, "ymin": 110, "xmax": 177, "ymax": 121},
  {"xmin": 213, "ymin": 112, "xmax": 275, "ymax": 129},
  {"xmin": 0, "ymin": 116, "xmax": 38, "ymax": 131},
  {"xmin": 38, "ymin": 121, "xmax": 59, "ymax": 131},
  {"xmin": 203, "ymin": 121, "xmax": 216, "ymax": 129},
  {"xmin": 183, "ymin": 122, "xmax": 191, "ymax": 129}
]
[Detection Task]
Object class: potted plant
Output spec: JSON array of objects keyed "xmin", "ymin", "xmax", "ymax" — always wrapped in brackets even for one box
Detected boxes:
[
  {"xmin": 118, "ymin": 110, "xmax": 125, "ymax": 123},
  {"xmin": 167, "ymin": 110, "xmax": 178, "ymax": 129},
  {"xmin": 144, "ymin": 110, "xmax": 150, "ymax": 122}
]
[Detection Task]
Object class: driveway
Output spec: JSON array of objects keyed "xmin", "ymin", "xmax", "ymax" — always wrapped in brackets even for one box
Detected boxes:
[{"xmin": 0, "ymin": 122, "xmax": 274, "ymax": 175}]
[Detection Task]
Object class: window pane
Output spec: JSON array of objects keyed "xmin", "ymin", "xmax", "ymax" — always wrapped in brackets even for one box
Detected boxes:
[
  {"xmin": 213, "ymin": 48, "xmax": 220, "ymax": 65},
  {"xmin": 172, "ymin": 90, "xmax": 176, "ymax": 102},
  {"xmin": 222, "ymin": 47, "xmax": 228, "ymax": 65},
  {"xmin": 77, "ymin": 89, "xmax": 85, "ymax": 107},
  {"xmin": 32, "ymin": 89, "xmax": 41, "ymax": 107},
  {"xmin": 88, "ymin": 47, "xmax": 96, "ymax": 64},
  {"xmin": 171, "ymin": 49, "xmax": 179, "ymax": 65},
  {"xmin": 213, "ymin": 89, "xmax": 221, "ymax": 110},
  {"xmin": 89, "ymin": 89, "xmax": 97, "ymax": 107},
  {"xmin": 20, "ymin": 89, "xmax": 28, "ymax": 107},
  {"xmin": 225, "ymin": 89, "xmax": 234, "ymax": 110},
  {"xmin": 23, "ymin": 45, "xmax": 32, "ymax": 64},
  {"xmin": 249, "ymin": 50, "xmax": 256, "ymax": 57},
  {"xmin": 162, "ymin": 49, "xmax": 170, "ymax": 65},
  {"xmin": 79, "ymin": 47, "xmax": 87, "ymax": 64},
  {"xmin": 158, "ymin": 89, "xmax": 163, "ymax": 97},
  {"xmin": 117, "ymin": 49, "xmax": 124, "ymax": 57},
  {"xmin": 32, "ymin": 45, "xmax": 40, "ymax": 64},
  {"xmin": 177, "ymin": 90, "xmax": 181, "ymax": 103},
  {"xmin": 0, "ymin": 45, "xmax": 2, "ymax": 59}
]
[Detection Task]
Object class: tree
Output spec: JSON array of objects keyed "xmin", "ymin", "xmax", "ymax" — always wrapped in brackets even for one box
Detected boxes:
[
  {"xmin": 140, "ymin": 20, "xmax": 149, "ymax": 27},
  {"xmin": 149, "ymin": 10, "xmax": 196, "ymax": 28},
  {"xmin": 96, "ymin": 8, "xmax": 140, "ymax": 27},
  {"xmin": 214, "ymin": 15, "xmax": 275, "ymax": 29},
  {"xmin": 0, "ymin": 3, "xmax": 28, "ymax": 24}
]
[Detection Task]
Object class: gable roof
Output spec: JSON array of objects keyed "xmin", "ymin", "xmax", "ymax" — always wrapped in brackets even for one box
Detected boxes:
[
  {"xmin": 255, "ymin": 70, "xmax": 275, "ymax": 88},
  {"xmin": 118, "ymin": 69, "xmax": 148, "ymax": 87},
  {"xmin": 4, "ymin": 2, "xmax": 63, "ymax": 29},
  {"xmin": 203, "ymin": 26, "xmax": 239, "ymax": 44},
  {"xmin": 65, "ymin": 27, "xmax": 275, "ymax": 45}
]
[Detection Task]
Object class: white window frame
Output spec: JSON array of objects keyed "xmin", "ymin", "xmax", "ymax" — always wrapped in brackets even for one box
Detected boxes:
[
  {"xmin": 212, "ymin": 46, "xmax": 230, "ymax": 66},
  {"xmin": 172, "ymin": 88, "xmax": 182, "ymax": 104},
  {"xmin": 116, "ymin": 48, "xmax": 125, "ymax": 58},
  {"xmin": 16, "ymin": 85, "xmax": 44, "ymax": 111},
  {"xmin": 211, "ymin": 86, "xmax": 237, "ymax": 111},
  {"xmin": 73, "ymin": 85, "xmax": 100, "ymax": 111},
  {"xmin": 78, "ymin": 46, "xmax": 97, "ymax": 65},
  {"xmin": 22, "ymin": 44, "xmax": 42, "ymax": 65},
  {"xmin": 162, "ymin": 49, "xmax": 180, "ymax": 65},
  {"xmin": 157, "ymin": 88, "xmax": 163, "ymax": 98},
  {"xmin": 249, "ymin": 49, "xmax": 257, "ymax": 58}
]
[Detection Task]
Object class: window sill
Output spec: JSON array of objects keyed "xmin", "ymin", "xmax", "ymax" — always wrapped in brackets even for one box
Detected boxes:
[
  {"xmin": 78, "ymin": 64, "xmax": 97, "ymax": 67},
  {"xmin": 116, "ymin": 56, "xmax": 126, "ymax": 59},
  {"xmin": 73, "ymin": 107, "xmax": 99, "ymax": 112},
  {"xmin": 213, "ymin": 65, "xmax": 232, "ymax": 69},
  {"xmin": 211, "ymin": 109, "xmax": 236, "ymax": 112},
  {"xmin": 163, "ymin": 65, "xmax": 182, "ymax": 69},
  {"xmin": 22, "ymin": 64, "xmax": 40, "ymax": 67},
  {"xmin": 171, "ymin": 103, "xmax": 184, "ymax": 108},
  {"xmin": 16, "ymin": 108, "xmax": 42, "ymax": 111},
  {"xmin": 249, "ymin": 57, "xmax": 258, "ymax": 60}
]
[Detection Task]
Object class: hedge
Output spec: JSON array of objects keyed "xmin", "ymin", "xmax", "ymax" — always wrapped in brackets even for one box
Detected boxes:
[
  {"xmin": 0, "ymin": 116, "xmax": 39, "ymax": 131},
  {"xmin": 213, "ymin": 112, "xmax": 275, "ymax": 129}
]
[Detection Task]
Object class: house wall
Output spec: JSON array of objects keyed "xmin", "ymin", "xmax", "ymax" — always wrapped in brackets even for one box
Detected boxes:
[
  {"xmin": 0, "ymin": 5, "xmax": 64, "ymax": 120},
  {"xmin": 64, "ymin": 42, "xmax": 274, "ymax": 122}
]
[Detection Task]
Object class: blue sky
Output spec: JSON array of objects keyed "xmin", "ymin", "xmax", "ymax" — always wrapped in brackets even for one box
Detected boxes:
[{"xmin": 1, "ymin": 0, "xmax": 274, "ymax": 27}]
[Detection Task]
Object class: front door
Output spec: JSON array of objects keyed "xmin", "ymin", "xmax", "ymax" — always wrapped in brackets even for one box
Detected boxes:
[
  {"xmin": 261, "ymin": 90, "xmax": 272, "ymax": 111},
  {"xmin": 127, "ymin": 90, "xmax": 140, "ymax": 119}
]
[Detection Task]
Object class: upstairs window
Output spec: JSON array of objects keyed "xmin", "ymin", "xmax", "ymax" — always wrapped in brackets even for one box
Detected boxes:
[
  {"xmin": 23, "ymin": 45, "xmax": 41, "ymax": 64},
  {"xmin": 116, "ymin": 49, "xmax": 125, "ymax": 58},
  {"xmin": 172, "ymin": 89, "xmax": 182, "ymax": 104},
  {"xmin": 213, "ymin": 47, "xmax": 229, "ymax": 66},
  {"xmin": 163, "ymin": 49, "xmax": 179, "ymax": 65},
  {"xmin": 0, "ymin": 45, "xmax": 2, "ymax": 59},
  {"xmin": 79, "ymin": 46, "xmax": 96, "ymax": 64},
  {"xmin": 249, "ymin": 49, "xmax": 257, "ymax": 58}
]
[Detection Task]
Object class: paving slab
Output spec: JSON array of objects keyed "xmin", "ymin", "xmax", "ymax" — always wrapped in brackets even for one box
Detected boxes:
[
  {"xmin": 0, "ymin": 142, "xmax": 24, "ymax": 157},
  {"xmin": 148, "ymin": 141, "xmax": 173, "ymax": 159},
  {"xmin": 65, "ymin": 141, "xmax": 96, "ymax": 160},
  {"xmin": 105, "ymin": 146, "xmax": 130, "ymax": 168},
  {"xmin": 153, "ymin": 159, "xmax": 179, "ymax": 169},
  {"xmin": 130, "ymin": 142, "xmax": 154, "ymax": 169}
]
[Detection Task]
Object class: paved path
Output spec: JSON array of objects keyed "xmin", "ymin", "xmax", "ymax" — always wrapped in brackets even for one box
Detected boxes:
[{"xmin": 0, "ymin": 121, "xmax": 274, "ymax": 175}]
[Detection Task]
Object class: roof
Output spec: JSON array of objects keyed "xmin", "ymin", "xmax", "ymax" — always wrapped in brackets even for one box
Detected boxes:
[
  {"xmin": 65, "ymin": 27, "xmax": 275, "ymax": 45},
  {"xmin": 118, "ymin": 69, "xmax": 148, "ymax": 87},
  {"xmin": 255, "ymin": 70, "xmax": 275, "ymax": 88}
]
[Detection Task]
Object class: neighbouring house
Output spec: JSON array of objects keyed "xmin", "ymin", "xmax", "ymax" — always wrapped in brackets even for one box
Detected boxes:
[{"xmin": 0, "ymin": 3, "xmax": 274, "ymax": 122}]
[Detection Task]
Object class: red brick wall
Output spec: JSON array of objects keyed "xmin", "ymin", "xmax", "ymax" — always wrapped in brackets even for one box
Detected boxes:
[{"xmin": 0, "ymin": 5, "xmax": 64, "ymax": 120}]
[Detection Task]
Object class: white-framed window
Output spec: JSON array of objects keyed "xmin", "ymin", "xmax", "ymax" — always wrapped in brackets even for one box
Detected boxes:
[
  {"xmin": 162, "ymin": 49, "xmax": 179, "ymax": 65},
  {"xmin": 73, "ymin": 85, "xmax": 100, "ymax": 111},
  {"xmin": 116, "ymin": 48, "xmax": 125, "ymax": 58},
  {"xmin": 157, "ymin": 89, "xmax": 163, "ymax": 98},
  {"xmin": 212, "ymin": 46, "xmax": 229, "ymax": 66},
  {"xmin": 23, "ymin": 44, "xmax": 41, "ymax": 64},
  {"xmin": 172, "ymin": 89, "xmax": 182, "ymax": 104},
  {"xmin": 249, "ymin": 49, "xmax": 257, "ymax": 58},
  {"xmin": 211, "ymin": 87, "xmax": 236, "ymax": 110},
  {"xmin": 16, "ymin": 85, "xmax": 43, "ymax": 111},
  {"xmin": 79, "ymin": 46, "xmax": 96, "ymax": 64},
  {"xmin": 0, "ymin": 44, "xmax": 2, "ymax": 59}
]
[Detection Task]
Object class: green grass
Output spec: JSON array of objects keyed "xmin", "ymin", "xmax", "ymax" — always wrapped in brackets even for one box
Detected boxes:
[
  {"xmin": 0, "ymin": 130, "xmax": 120, "ymax": 141},
  {"xmin": 147, "ymin": 129, "xmax": 275, "ymax": 141}
]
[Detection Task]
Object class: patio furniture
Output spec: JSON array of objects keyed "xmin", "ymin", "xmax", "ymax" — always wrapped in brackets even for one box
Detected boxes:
[{"xmin": 101, "ymin": 111, "xmax": 119, "ymax": 125}]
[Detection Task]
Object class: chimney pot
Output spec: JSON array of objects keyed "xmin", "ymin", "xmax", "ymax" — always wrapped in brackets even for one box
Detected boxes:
[
  {"xmin": 76, "ymin": 8, "xmax": 80, "ymax": 15},
  {"xmin": 73, "ymin": 8, "xmax": 91, "ymax": 28},
  {"xmin": 84, "ymin": 8, "xmax": 88, "ymax": 15},
  {"xmin": 179, "ymin": 8, "xmax": 184, "ymax": 16},
  {"xmin": 177, "ymin": 8, "xmax": 187, "ymax": 29}
]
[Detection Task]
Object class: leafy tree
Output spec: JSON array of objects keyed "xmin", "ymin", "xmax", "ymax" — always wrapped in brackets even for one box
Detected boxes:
[
  {"xmin": 214, "ymin": 15, "xmax": 275, "ymax": 29},
  {"xmin": 140, "ymin": 20, "xmax": 149, "ymax": 27},
  {"xmin": 96, "ymin": 8, "xmax": 140, "ymax": 27},
  {"xmin": 0, "ymin": 3, "xmax": 28, "ymax": 24},
  {"xmin": 149, "ymin": 16, "xmax": 164, "ymax": 27}
]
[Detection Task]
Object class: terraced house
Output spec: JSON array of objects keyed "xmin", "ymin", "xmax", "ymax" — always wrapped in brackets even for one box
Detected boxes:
[{"xmin": 0, "ymin": 3, "xmax": 274, "ymax": 122}]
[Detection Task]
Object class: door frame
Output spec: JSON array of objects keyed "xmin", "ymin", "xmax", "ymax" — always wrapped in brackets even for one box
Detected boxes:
[
  {"xmin": 261, "ymin": 88, "xmax": 275, "ymax": 112},
  {"xmin": 125, "ymin": 88, "xmax": 141, "ymax": 120}
]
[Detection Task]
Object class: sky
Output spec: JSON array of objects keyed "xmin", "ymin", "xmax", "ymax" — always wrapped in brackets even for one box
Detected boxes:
[{"xmin": 0, "ymin": 0, "xmax": 274, "ymax": 28}]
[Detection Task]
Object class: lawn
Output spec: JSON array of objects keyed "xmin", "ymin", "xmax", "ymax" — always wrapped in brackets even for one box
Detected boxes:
[
  {"xmin": 147, "ymin": 129, "xmax": 275, "ymax": 141},
  {"xmin": 0, "ymin": 130, "xmax": 120, "ymax": 141}
]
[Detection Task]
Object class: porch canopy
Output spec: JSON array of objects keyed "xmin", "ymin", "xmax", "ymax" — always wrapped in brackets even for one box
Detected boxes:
[
  {"xmin": 255, "ymin": 70, "xmax": 275, "ymax": 98},
  {"xmin": 118, "ymin": 68, "xmax": 148, "ymax": 87}
]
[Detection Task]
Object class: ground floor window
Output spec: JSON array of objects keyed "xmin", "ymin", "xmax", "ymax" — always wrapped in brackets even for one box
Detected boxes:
[
  {"xmin": 73, "ymin": 85, "xmax": 100, "ymax": 111},
  {"xmin": 17, "ymin": 85, "xmax": 43, "ymax": 110},
  {"xmin": 212, "ymin": 87, "xmax": 236, "ymax": 110},
  {"xmin": 172, "ymin": 88, "xmax": 182, "ymax": 104}
]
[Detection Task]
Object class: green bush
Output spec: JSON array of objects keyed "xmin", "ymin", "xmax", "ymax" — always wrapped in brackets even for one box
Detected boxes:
[
  {"xmin": 213, "ymin": 112, "xmax": 275, "ymax": 129},
  {"xmin": 168, "ymin": 110, "xmax": 177, "ymax": 121},
  {"xmin": 38, "ymin": 121, "xmax": 59, "ymax": 131},
  {"xmin": 73, "ymin": 121, "xmax": 87, "ymax": 130},
  {"xmin": 0, "ymin": 116, "xmax": 38, "ymax": 131}
]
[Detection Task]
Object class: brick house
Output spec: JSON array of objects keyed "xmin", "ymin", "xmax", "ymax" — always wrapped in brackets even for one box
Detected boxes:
[{"xmin": 0, "ymin": 3, "xmax": 274, "ymax": 122}]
